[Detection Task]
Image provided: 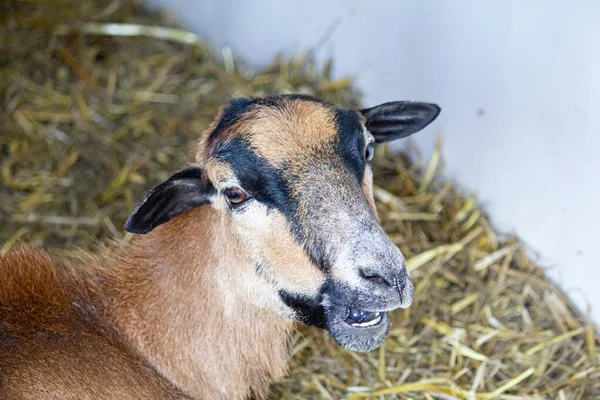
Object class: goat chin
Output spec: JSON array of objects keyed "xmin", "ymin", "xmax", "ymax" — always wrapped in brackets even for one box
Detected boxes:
[{"xmin": 326, "ymin": 305, "xmax": 392, "ymax": 352}]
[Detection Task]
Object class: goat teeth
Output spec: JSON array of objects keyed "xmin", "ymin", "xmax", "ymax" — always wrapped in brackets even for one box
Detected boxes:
[
  {"xmin": 350, "ymin": 313, "xmax": 383, "ymax": 327},
  {"xmin": 347, "ymin": 309, "xmax": 381, "ymax": 324}
]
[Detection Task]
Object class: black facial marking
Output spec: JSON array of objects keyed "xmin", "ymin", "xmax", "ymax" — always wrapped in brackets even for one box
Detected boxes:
[
  {"xmin": 208, "ymin": 98, "xmax": 255, "ymax": 144},
  {"xmin": 254, "ymin": 262, "xmax": 265, "ymax": 277},
  {"xmin": 334, "ymin": 109, "xmax": 367, "ymax": 182},
  {"xmin": 278, "ymin": 289, "xmax": 327, "ymax": 328},
  {"xmin": 215, "ymin": 139, "xmax": 294, "ymax": 215},
  {"xmin": 248, "ymin": 94, "xmax": 327, "ymax": 108}
]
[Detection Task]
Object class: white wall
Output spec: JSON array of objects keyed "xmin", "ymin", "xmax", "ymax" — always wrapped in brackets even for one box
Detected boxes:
[{"xmin": 147, "ymin": 0, "xmax": 600, "ymax": 322}]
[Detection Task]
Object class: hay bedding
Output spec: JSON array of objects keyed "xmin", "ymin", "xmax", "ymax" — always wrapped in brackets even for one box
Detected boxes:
[{"xmin": 1, "ymin": 1, "xmax": 598, "ymax": 398}]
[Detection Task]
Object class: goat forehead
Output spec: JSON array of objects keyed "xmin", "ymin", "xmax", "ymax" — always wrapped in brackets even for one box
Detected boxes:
[
  {"xmin": 212, "ymin": 108, "xmax": 367, "ymax": 192},
  {"xmin": 245, "ymin": 101, "xmax": 340, "ymax": 165},
  {"xmin": 206, "ymin": 97, "xmax": 369, "ymax": 208},
  {"xmin": 205, "ymin": 97, "xmax": 365, "ymax": 165}
]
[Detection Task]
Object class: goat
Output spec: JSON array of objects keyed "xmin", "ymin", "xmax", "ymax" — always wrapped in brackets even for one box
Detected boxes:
[{"xmin": 0, "ymin": 95, "xmax": 440, "ymax": 399}]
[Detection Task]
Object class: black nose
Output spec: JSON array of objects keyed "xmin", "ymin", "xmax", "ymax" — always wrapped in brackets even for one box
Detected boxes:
[{"xmin": 359, "ymin": 267, "xmax": 406, "ymax": 295}]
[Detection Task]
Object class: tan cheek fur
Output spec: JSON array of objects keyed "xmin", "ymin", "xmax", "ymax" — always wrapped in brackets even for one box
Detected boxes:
[
  {"xmin": 362, "ymin": 165, "xmax": 379, "ymax": 220},
  {"xmin": 362, "ymin": 124, "xmax": 378, "ymax": 219},
  {"xmin": 204, "ymin": 160, "xmax": 325, "ymax": 300},
  {"xmin": 235, "ymin": 208, "xmax": 325, "ymax": 297}
]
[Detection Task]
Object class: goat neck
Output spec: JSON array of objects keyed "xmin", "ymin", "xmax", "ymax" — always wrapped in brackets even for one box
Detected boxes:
[{"xmin": 100, "ymin": 207, "xmax": 294, "ymax": 399}]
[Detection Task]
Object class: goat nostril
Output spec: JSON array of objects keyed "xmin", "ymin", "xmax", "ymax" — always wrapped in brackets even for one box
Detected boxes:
[
  {"xmin": 394, "ymin": 276, "xmax": 406, "ymax": 296},
  {"xmin": 360, "ymin": 270, "xmax": 394, "ymax": 288}
]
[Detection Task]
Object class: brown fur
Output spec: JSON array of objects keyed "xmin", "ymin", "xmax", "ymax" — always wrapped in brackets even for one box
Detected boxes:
[
  {"xmin": 199, "ymin": 101, "xmax": 338, "ymax": 167},
  {"xmin": 0, "ymin": 97, "xmax": 376, "ymax": 399},
  {"xmin": 0, "ymin": 207, "xmax": 294, "ymax": 399},
  {"xmin": 362, "ymin": 165, "xmax": 379, "ymax": 219},
  {"xmin": 0, "ymin": 247, "xmax": 187, "ymax": 399},
  {"xmin": 242, "ymin": 101, "xmax": 338, "ymax": 166}
]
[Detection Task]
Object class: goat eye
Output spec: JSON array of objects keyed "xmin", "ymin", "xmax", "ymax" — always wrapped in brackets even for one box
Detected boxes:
[
  {"xmin": 224, "ymin": 188, "xmax": 249, "ymax": 205},
  {"xmin": 365, "ymin": 144, "xmax": 375, "ymax": 162}
]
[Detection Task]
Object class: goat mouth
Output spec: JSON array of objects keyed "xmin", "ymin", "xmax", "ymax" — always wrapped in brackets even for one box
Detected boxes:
[
  {"xmin": 345, "ymin": 309, "xmax": 383, "ymax": 328},
  {"xmin": 322, "ymin": 300, "xmax": 391, "ymax": 352}
]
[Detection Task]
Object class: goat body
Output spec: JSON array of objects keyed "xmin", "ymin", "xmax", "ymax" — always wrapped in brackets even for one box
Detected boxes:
[{"xmin": 0, "ymin": 209, "xmax": 293, "ymax": 399}]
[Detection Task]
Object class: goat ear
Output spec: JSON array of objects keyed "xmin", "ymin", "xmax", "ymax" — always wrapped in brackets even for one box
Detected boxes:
[
  {"xmin": 360, "ymin": 101, "xmax": 441, "ymax": 143},
  {"xmin": 124, "ymin": 167, "xmax": 215, "ymax": 234}
]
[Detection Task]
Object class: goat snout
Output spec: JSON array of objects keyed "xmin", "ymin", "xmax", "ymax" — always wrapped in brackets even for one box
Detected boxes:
[
  {"xmin": 359, "ymin": 266, "xmax": 405, "ymax": 293},
  {"xmin": 358, "ymin": 259, "xmax": 413, "ymax": 307}
]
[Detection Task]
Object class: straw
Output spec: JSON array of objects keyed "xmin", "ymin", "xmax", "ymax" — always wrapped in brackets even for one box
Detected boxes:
[{"xmin": 1, "ymin": 1, "xmax": 598, "ymax": 399}]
